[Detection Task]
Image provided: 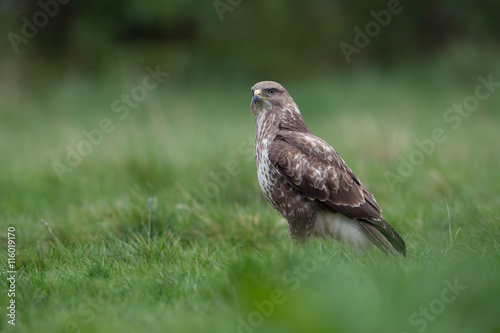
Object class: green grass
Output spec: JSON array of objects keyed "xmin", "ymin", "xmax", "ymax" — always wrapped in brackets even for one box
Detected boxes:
[{"xmin": 1, "ymin": 69, "xmax": 500, "ymax": 333}]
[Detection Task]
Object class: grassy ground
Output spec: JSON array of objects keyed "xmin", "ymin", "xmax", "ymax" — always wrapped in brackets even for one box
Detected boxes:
[{"xmin": 1, "ymin": 68, "xmax": 500, "ymax": 333}]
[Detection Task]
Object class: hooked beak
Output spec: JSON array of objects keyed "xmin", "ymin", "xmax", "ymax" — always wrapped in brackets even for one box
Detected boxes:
[
  {"xmin": 252, "ymin": 93, "xmax": 261, "ymax": 103},
  {"xmin": 252, "ymin": 89, "xmax": 269, "ymax": 103}
]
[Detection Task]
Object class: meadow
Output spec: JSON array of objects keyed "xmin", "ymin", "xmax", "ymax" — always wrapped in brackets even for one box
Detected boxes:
[{"xmin": 1, "ymin": 67, "xmax": 500, "ymax": 333}]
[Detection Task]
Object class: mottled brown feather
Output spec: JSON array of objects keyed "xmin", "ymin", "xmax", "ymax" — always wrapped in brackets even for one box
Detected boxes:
[
  {"xmin": 268, "ymin": 133, "xmax": 406, "ymax": 256},
  {"xmin": 269, "ymin": 131, "xmax": 380, "ymax": 219},
  {"xmin": 251, "ymin": 80, "xmax": 406, "ymax": 256}
]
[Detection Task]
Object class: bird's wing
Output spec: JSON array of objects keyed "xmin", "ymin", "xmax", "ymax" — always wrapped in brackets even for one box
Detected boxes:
[
  {"xmin": 268, "ymin": 130, "xmax": 380, "ymax": 218},
  {"xmin": 268, "ymin": 130, "xmax": 405, "ymax": 256}
]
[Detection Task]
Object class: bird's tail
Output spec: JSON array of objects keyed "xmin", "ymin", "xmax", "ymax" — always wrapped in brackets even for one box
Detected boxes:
[{"xmin": 360, "ymin": 219, "xmax": 406, "ymax": 257}]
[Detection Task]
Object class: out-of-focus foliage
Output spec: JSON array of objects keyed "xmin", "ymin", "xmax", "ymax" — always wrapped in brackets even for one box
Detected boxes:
[{"xmin": 1, "ymin": 0, "xmax": 500, "ymax": 82}]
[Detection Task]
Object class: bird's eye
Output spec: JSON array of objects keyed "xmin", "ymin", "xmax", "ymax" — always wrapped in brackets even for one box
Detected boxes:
[{"xmin": 268, "ymin": 89, "xmax": 275, "ymax": 95}]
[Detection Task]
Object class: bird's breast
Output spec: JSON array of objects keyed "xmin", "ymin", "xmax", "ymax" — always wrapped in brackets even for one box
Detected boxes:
[
  {"xmin": 255, "ymin": 113, "xmax": 281, "ymax": 208},
  {"xmin": 256, "ymin": 145, "xmax": 278, "ymax": 202}
]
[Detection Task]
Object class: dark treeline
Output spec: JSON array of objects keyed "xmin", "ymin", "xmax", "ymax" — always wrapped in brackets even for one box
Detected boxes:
[{"xmin": 2, "ymin": 0, "xmax": 499, "ymax": 80}]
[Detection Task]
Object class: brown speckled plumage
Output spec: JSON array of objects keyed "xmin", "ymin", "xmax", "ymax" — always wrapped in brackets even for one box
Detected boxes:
[{"xmin": 251, "ymin": 81, "xmax": 405, "ymax": 256}]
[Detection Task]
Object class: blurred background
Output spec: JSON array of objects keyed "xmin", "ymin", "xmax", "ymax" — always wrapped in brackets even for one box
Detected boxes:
[
  {"xmin": 2, "ymin": 0, "xmax": 500, "ymax": 84},
  {"xmin": 2, "ymin": 2, "xmax": 500, "ymax": 333},
  {"xmin": 2, "ymin": 0, "xmax": 500, "ymax": 254}
]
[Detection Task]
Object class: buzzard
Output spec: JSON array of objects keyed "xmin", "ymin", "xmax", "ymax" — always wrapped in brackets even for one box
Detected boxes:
[{"xmin": 250, "ymin": 81, "xmax": 406, "ymax": 256}]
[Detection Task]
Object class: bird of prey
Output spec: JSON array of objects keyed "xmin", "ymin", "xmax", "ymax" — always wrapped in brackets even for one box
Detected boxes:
[{"xmin": 250, "ymin": 81, "xmax": 406, "ymax": 256}]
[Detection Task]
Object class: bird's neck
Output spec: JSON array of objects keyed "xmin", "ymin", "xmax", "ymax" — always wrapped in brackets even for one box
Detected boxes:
[
  {"xmin": 278, "ymin": 105, "xmax": 311, "ymax": 134},
  {"xmin": 256, "ymin": 109, "xmax": 280, "ymax": 135},
  {"xmin": 255, "ymin": 109, "xmax": 281, "ymax": 155}
]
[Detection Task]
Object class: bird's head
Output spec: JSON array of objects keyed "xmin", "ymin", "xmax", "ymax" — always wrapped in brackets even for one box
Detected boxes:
[{"xmin": 250, "ymin": 81, "xmax": 292, "ymax": 116}]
